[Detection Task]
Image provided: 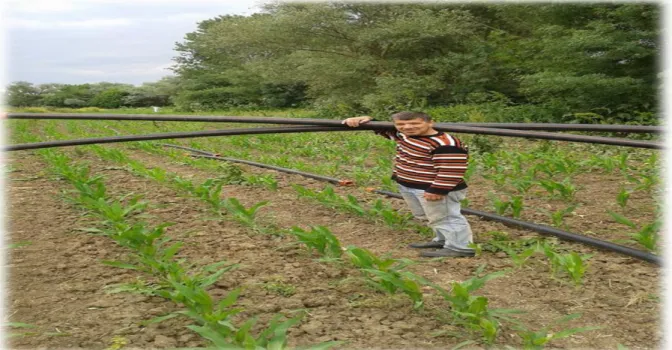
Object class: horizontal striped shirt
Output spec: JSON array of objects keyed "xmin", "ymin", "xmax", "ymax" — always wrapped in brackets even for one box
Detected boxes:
[{"xmin": 377, "ymin": 130, "xmax": 468, "ymax": 195}]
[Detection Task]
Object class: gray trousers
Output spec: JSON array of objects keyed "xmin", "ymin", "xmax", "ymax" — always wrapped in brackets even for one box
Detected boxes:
[{"xmin": 398, "ymin": 184, "xmax": 475, "ymax": 252}]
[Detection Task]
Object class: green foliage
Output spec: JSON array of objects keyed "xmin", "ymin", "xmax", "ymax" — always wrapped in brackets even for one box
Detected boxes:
[
  {"xmin": 608, "ymin": 211, "xmax": 660, "ymax": 252},
  {"xmin": 542, "ymin": 244, "xmax": 592, "ymax": 286},
  {"xmin": 223, "ymin": 198, "xmax": 269, "ymax": 227},
  {"xmin": 512, "ymin": 314, "xmax": 601, "ymax": 349},
  {"xmin": 289, "ymin": 226, "xmax": 343, "ymax": 258},
  {"xmin": 429, "ymin": 265, "xmax": 511, "ymax": 344},
  {"xmin": 89, "ymin": 88, "xmax": 129, "ymax": 108},
  {"xmin": 344, "ymin": 246, "xmax": 425, "ymax": 309}
]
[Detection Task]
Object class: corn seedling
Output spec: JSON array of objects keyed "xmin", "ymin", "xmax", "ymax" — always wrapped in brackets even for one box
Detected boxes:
[
  {"xmin": 542, "ymin": 244, "xmax": 591, "ymax": 286},
  {"xmin": 616, "ymin": 187, "xmax": 631, "ymax": 208},
  {"xmin": 429, "ymin": 265, "xmax": 516, "ymax": 344},
  {"xmin": 512, "ymin": 314, "xmax": 601, "ymax": 349},
  {"xmin": 8, "ymin": 241, "xmax": 32, "ymax": 249},
  {"xmin": 223, "ymin": 197, "xmax": 268, "ymax": 227},
  {"xmin": 7, "ymin": 322, "xmax": 38, "ymax": 338},
  {"xmin": 489, "ymin": 241, "xmax": 538, "ymax": 269},
  {"xmin": 80, "ymin": 194, "xmax": 148, "ymax": 227},
  {"xmin": 191, "ymin": 179, "xmax": 227, "ymax": 212},
  {"xmin": 289, "ymin": 226, "xmax": 343, "ymax": 258},
  {"xmin": 491, "ymin": 195, "xmax": 511, "ymax": 216},
  {"xmin": 548, "ymin": 205, "xmax": 577, "ymax": 229},
  {"xmin": 344, "ymin": 246, "xmax": 425, "ymax": 308},
  {"xmin": 510, "ymin": 196, "xmax": 524, "ymax": 218},
  {"xmin": 608, "ymin": 211, "xmax": 661, "ymax": 252},
  {"xmin": 511, "ymin": 177, "xmax": 535, "ymax": 195},
  {"xmin": 369, "ymin": 199, "xmax": 412, "ymax": 227},
  {"xmin": 263, "ymin": 281, "xmax": 296, "ymax": 297},
  {"xmin": 539, "ymin": 178, "xmax": 577, "ymax": 201},
  {"xmin": 483, "ymin": 172, "xmax": 509, "ymax": 188},
  {"xmin": 243, "ymin": 174, "xmax": 279, "ymax": 191}
]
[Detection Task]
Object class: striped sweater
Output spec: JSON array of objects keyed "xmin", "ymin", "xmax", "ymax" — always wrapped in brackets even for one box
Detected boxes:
[{"xmin": 377, "ymin": 130, "xmax": 469, "ymax": 195}]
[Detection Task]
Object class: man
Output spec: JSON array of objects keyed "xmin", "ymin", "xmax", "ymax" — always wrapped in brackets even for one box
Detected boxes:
[{"xmin": 342, "ymin": 111, "xmax": 475, "ymax": 258}]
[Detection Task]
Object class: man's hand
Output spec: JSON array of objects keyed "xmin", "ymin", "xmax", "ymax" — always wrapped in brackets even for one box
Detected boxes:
[
  {"xmin": 424, "ymin": 192, "xmax": 445, "ymax": 201},
  {"xmin": 342, "ymin": 116, "xmax": 373, "ymax": 127}
]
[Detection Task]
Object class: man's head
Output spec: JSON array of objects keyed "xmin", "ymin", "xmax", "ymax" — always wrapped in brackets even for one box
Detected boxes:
[{"xmin": 391, "ymin": 111, "xmax": 435, "ymax": 136}]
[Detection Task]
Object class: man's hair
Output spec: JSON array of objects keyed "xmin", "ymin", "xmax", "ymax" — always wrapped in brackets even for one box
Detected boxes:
[{"xmin": 390, "ymin": 111, "xmax": 432, "ymax": 122}]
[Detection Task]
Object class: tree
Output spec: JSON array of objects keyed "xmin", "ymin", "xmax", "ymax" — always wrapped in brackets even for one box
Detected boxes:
[
  {"xmin": 5, "ymin": 81, "xmax": 41, "ymax": 107},
  {"xmin": 89, "ymin": 88, "xmax": 129, "ymax": 108}
]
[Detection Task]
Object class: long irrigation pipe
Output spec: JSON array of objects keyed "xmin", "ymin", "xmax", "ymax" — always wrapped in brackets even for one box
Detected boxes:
[
  {"xmin": 160, "ymin": 143, "xmax": 353, "ymax": 186},
  {"xmin": 8, "ymin": 115, "xmax": 663, "ymax": 149},
  {"xmin": 2, "ymin": 125, "xmax": 353, "ymax": 152},
  {"xmin": 373, "ymin": 189, "xmax": 661, "ymax": 266},
  {"xmin": 7, "ymin": 113, "xmax": 662, "ymax": 134}
]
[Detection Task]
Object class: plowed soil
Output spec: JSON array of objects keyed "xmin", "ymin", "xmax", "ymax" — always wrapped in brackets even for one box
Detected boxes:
[{"xmin": 7, "ymin": 146, "xmax": 661, "ymax": 349}]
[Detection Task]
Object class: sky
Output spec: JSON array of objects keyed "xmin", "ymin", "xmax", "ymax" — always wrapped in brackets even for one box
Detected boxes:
[{"xmin": 3, "ymin": 0, "xmax": 266, "ymax": 86}]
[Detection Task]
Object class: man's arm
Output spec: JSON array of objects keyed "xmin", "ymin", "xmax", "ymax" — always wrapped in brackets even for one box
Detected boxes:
[
  {"xmin": 425, "ymin": 145, "xmax": 469, "ymax": 196},
  {"xmin": 342, "ymin": 116, "xmax": 397, "ymax": 140}
]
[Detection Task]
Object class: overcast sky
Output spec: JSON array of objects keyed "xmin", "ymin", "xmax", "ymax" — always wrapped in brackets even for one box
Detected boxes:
[{"xmin": 3, "ymin": 0, "xmax": 265, "ymax": 86}]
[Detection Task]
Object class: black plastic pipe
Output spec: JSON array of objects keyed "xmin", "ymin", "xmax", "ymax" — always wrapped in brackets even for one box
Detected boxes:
[
  {"xmin": 452, "ymin": 122, "xmax": 661, "ymax": 133},
  {"xmin": 7, "ymin": 113, "xmax": 662, "ymax": 133},
  {"xmin": 6, "ymin": 113, "xmax": 662, "ymax": 149},
  {"xmin": 3, "ymin": 126, "xmax": 352, "ymax": 151},
  {"xmin": 372, "ymin": 189, "xmax": 661, "ymax": 266},
  {"xmin": 160, "ymin": 143, "xmax": 353, "ymax": 186}
]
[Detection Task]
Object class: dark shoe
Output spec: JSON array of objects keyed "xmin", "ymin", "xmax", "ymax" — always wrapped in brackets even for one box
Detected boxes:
[
  {"xmin": 420, "ymin": 248, "xmax": 475, "ymax": 258},
  {"xmin": 409, "ymin": 240, "xmax": 445, "ymax": 249}
]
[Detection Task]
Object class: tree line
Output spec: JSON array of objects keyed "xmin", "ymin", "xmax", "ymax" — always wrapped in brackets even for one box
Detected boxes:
[{"xmin": 5, "ymin": 3, "xmax": 660, "ymax": 124}]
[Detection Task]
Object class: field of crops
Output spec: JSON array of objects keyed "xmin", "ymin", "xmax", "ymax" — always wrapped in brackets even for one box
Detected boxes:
[{"xmin": 6, "ymin": 109, "xmax": 662, "ymax": 349}]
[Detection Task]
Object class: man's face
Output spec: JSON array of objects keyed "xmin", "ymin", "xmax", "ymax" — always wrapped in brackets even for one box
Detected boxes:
[{"xmin": 393, "ymin": 118, "xmax": 434, "ymax": 136}]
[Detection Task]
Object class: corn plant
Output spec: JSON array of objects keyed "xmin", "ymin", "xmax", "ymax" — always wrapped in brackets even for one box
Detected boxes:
[
  {"xmin": 542, "ymin": 244, "xmax": 592, "ymax": 286},
  {"xmin": 627, "ymin": 168, "xmax": 659, "ymax": 194},
  {"xmin": 616, "ymin": 187, "xmax": 631, "ymax": 208},
  {"xmin": 368, "ymin": 199, "xmax": 412, "ymax": 227},
  {"xmin": 548, "ymin": 205, "xmax": 577, "ymax": 229},
  {"xmin": 429, "ymin": 265, "xmax": 515, "ymax": 344},
  {"xmin": 293, "ymin": 185, "xmax": 367, "ymax": 217},
  {"xmin": 7, "ymin": 322, "xmax": 38, "ymax": 338},
  {"xmin": 482, "ymin": 172, "xmax": 509, "ymax": 188},
  {"xmin": 608, "ymin": 211, "xmax": 660, "ymax": 252},
  {"xmin": 188, "ymin": 313, "xmax": 342, "ymax": 350},
  {"xmin": 510, "ymin": 196, "xmax": 524, "ymax": 218},
  {"xmin": 289, "ymin": 226, "xmax": 343, "ymax": 259},
  {"xmin": 539, "ymin": 178, "xmax": 577, "ymax": 201},
  {"xmin": 216, "ymin": 163, "xmax": 248, "ymax": 185},
  {"xmin": 80, "ymin": 194, "xmax": 148, "ymax": 227},
  {"xmin": 243, "ymin": 174, "xmax": 278, "ymax": 191},
  {"xmin": 90, "ymin": 145, "xmax": 130, "ymax": 163},
  {"xmin": 223, "ymin": 197, "xmax": 269, "ymax": 227},
  {"xmin": 511, "ymin": 313, "xmax": 601, "ymax": 350},
  {"xmin": 344, "ymin": 246, "xmax": 425, "ymax": 309},
  {"xmin": 192, "ymin": 179, "xmax": 227, "ymax": 212},
  {"xmin": 511, "ymin": 177, "xmax": 535, "ymax": 195},
  {"xmin": 548, "ymin": 157, "xmax": 582, "ymax": 177},
  {"xmin": 144, "ymin": 167, "xmax": 170, "ymax": 184},
  {"xmin": 489, "ymin": 241, "xmax": 538, "ymax": 269}
]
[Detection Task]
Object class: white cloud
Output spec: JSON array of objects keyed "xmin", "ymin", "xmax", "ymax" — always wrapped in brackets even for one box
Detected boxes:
[
  {"xmin": 6, "ymin": 0, "xmax": 264, "ymax": 15},
  {"xmin": 6, "ymin": 0, "xmax": 77, "ymax": 14},
  {"xmin": 60, "ymin": 63, "xmax": 173, "ymax": 77},
  {"xmin": 7, "ymin": 18, "xmax": 133, "ymax": 29},
  {"xmin": 63, "ymin": 68, "xmax": 109, "ymax": 76}
]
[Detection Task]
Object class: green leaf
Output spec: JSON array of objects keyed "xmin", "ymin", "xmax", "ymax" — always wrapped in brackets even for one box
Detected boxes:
[
  {"xmin": 7, "ymin": 322, "xmax": 37, "ymax": 328},
  {"xmin": 101, "ymin": 260, "xmax": 140, "ymax": 270},
  {"xmin": 607, "ymin": 211, "xmax": 636, "ymax": 228},
  {"xmin": 139, "ymin": 313, "xmax": 180, "ymax": 326}
]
